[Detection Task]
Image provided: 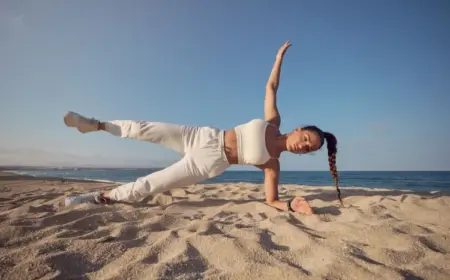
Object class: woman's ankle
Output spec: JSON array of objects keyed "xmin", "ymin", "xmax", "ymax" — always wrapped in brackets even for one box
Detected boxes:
[
  {"xmin": 98, "ymin": 122, "xmax": 106, "ymax": 131},
  {"xmin": 102, "ymin": 191, "xmax": 113, "ymax": 200}
]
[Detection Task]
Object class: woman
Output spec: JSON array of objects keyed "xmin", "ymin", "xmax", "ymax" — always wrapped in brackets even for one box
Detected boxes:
[{"xmin": 64, "ymin": 41, "xmax": 342, "ymax": 215}]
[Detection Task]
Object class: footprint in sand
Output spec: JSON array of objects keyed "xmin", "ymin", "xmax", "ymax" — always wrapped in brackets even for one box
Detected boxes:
[
  {"xmin": 81, "ymin": 229, "xmax": 114, "ymax": 241},
  {"xmin": 393, "ymin": 223, "xmax": 435, "ymax": 235},
  {"xmin": 250, "ymin": 212, "xmax": 268, "ymax": 222},
  {"xmin": 142, "ymin": 241, "xmax": 209, "ymax": 279},
  {"xmin": 418, "ymin": 235, "xmax": 449, "ymax": 254},
  {"xmin": 380, "ymin": 247, "xmax": 426, "ymax": 266},
  {"xmin": 28, "ymin": 205, "xmax": 57, "ymax": 214},
  {"xmin": 36, "ymin": 240, "xmax": 68, "ymax": 256},
  {"xmin": 0, "ymin": 186, "xmax": 12, "ymax": 192}
]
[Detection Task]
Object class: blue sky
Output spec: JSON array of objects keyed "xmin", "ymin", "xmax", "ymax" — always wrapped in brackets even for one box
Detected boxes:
[{"xmin": 1, "ymin": 0, "xmax": 449, "ymax": 170}]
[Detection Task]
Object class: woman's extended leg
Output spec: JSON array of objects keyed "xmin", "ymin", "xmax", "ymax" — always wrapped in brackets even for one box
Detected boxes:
[
  {"xmin": 63, "ymin": 113, "xmax": 230, "ymax": 206},
  {"xmin": 64, "ymin": 155, "xmax": 207, "ymax": 206},
  {"xmin": 105, "ymin": 155, "xmax": 209, "ymax": 202},
  {"xmin": 64, "ymin": 111, "xmax": 199, "ymax": 154},
  {"xmin": 65, "ymin": 150, "xmax": 230, "ymax": 206}
]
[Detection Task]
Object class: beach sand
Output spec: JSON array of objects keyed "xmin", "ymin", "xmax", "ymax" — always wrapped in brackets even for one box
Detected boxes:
[{"xmin": 0, "ymin": 171, "xmax": 449, "ymax": 280}]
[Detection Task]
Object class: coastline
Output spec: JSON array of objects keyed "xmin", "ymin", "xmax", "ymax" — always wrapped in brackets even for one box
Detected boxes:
[
  {"xmin": 1, "ymin": 171, "xmax": 449, "ymax": 279},
  {"xmin": 1, "ymin": 170, "xmax": 122, "ymax": 185},
  {"xmin": 3, "ymin": 168, "xmax": 450, "ymax": 194}
]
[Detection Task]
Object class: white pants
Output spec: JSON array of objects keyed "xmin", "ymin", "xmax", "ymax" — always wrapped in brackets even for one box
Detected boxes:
[{"xmin": 104, "ymin": 120, "xmax": 230, "ymax": 202}]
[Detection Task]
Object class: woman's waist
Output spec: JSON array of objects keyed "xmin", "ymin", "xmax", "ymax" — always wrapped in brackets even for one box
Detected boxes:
[{"xmin": 223, "ymin": 129, "xmax": 239, "ymax": 164}]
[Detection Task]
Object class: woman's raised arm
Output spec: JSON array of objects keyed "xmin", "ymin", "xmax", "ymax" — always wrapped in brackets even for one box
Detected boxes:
[{"xmin": 264, "ymin": 41, "xmax": 291, "ymax": 128}]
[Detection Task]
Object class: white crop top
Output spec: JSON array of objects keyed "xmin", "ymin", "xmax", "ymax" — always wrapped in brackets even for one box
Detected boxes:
[{"xmin": 234, "ymin": 119, "xmax": 274, "ymax": 165}]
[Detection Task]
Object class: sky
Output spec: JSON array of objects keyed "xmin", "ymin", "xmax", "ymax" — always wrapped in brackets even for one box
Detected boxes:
[{"xmin": 1, "ymin": 0, "xmax": 449, "ymax": 171}]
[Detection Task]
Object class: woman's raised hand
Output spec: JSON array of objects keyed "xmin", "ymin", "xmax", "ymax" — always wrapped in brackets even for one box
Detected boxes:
[{"xmin": 277, "ymin": 41, "xmax": 292, "ymax": 58}]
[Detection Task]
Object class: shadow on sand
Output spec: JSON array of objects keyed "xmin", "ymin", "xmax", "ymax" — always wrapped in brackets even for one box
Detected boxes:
[
  {"xmin": 301, "ymin": 187, "xmax": 447, "ymax": 203},
  {"xmin": 159, "ymin": 187, "xmax": 448, "ymax": 217}
]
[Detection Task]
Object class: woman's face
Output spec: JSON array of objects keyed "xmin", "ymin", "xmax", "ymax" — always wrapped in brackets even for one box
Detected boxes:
[{"xmin": 286, "ymin": 128, "xmax": 322, "ymax": 154}]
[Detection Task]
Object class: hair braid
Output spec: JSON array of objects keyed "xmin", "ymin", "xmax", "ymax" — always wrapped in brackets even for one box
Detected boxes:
[{"xmin": 323, "ymin": 132, "xmax": 343, "ymax": 206}]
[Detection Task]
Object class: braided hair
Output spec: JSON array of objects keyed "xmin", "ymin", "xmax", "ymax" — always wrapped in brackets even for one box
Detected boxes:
[{"xmin": 302, "ymin": 126, "xmax": 343, "ymax": 206}]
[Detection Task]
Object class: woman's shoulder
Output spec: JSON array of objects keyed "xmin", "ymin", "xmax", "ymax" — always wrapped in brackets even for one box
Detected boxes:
[
  {"xmin": 236, "ymin": 118, "xmax": 275, "ymax": 127},
  {"xmin": 233, "ymin": 119, "xmax": 281, "ymax": 137}
]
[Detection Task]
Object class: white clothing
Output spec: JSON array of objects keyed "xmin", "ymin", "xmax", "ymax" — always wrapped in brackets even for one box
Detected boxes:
[
  {"xmin": 104, "ymin": 121, "xmax": 230, "ymax": 201},
  {"xmin": 63, "ymin": 112, "xmax": 275, "ymax": 204},
  {"xmin": 234, "ymin": 119, "xmax": 273, "ymax": 165}
]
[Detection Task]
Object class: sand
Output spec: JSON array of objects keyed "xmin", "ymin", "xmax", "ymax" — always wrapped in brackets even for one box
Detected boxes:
[{"xmin": 0, "ymin": 171, "xmax": 449, "ymax": 280}]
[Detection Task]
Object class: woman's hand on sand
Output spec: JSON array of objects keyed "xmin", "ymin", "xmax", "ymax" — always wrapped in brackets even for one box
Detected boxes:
[
  {"xmin": 277, "ymin": 41, "xmax": 292, "ymax": 58},
  {"xmin": 290, "ymin": 197, "xmax": 313, "ymax": 215}
]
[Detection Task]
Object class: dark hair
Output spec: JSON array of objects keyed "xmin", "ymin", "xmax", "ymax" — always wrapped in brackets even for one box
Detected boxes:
[{"xmin": 303, "ymin": 126, "xmax": 343, "ymax": 206}]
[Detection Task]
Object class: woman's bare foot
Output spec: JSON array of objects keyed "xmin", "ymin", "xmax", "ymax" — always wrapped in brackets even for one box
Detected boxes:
[
  {"xmin": 64, "ymin": 192, "xmax": 113, "ymax": 206},
  {"xmin": 94, "ymin": 193, "xmax": 114, "ymax": 204},
  {"xmin": 63, "ymin": 111, "xmax": 100, "ymax": 133}
]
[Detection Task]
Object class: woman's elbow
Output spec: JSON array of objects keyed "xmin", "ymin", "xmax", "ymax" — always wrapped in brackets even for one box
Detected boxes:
[{"xmin": 266, "ymin": 83, "xmax": 277, "ymax": 92}]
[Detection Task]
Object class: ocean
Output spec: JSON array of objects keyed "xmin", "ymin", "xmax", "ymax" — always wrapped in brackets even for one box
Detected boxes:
[{"xmin": 8, "ymin": 168, "xmax": 450, "ymax": 193}]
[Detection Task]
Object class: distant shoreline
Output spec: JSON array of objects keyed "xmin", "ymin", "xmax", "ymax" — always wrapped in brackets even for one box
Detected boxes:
[{"xmin": 0, "ymin": 170, "xmax": 120, "ymax": 185}]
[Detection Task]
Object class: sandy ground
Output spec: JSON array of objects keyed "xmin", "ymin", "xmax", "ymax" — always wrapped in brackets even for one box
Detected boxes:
[{"xmin": 0, "ymin": 171, "xmax": 449, "ymax": 280}]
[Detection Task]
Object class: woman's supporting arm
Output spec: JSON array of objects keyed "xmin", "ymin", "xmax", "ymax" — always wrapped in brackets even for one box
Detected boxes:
[
  {"xmin": 256, "ymin": 158, "xmax": 314, "ymax": 215},
  {"xmin": 257, "ymin": 159, "xmax": 289, "ymax": 211}
]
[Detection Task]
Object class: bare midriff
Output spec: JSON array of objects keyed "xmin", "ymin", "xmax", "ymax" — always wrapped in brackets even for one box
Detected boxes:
[{"xmin": 223, "ymin": 129, "xmax": 239, "ymax": 164}]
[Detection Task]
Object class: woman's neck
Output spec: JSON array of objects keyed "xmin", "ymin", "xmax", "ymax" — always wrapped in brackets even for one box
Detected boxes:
[{"xmin": 275, "ymin": 134, "xmax": 289, "ymax": 153}]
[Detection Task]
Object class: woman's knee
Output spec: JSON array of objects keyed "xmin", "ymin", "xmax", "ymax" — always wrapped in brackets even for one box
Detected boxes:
[
  {"xmin": 142, "ymin": 156, "xmax": 206, "ymax": 192},
  {"xmin": 190, "ymin": 147, "xmax": 230, "ymax": 179}
]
